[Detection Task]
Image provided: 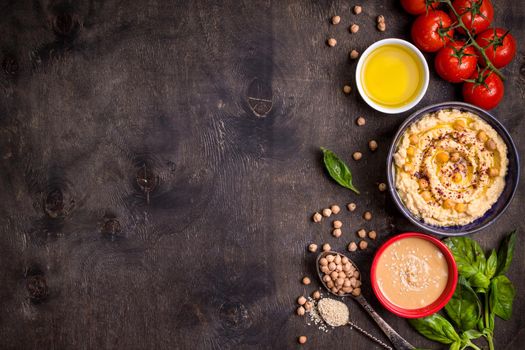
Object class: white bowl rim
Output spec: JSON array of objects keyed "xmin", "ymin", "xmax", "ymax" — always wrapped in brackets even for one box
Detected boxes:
[{"xmin": 355, "ymin": 38, "xmax": 430, "ymax": 114}]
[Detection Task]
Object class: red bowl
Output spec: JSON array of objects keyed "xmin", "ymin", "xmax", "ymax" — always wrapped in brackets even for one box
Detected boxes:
[{"xmin": 370, "ymin": 232, "xmax": 458, "ymax": 318}]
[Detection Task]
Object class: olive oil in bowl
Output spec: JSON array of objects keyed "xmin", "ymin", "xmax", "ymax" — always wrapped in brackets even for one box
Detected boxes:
[{"xmin": 356, "ymin": 39, "xmax": 429, "ymax": 114}]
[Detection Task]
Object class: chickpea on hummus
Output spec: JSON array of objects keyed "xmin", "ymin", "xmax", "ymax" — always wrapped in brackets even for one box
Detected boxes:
[{"xmin": 394, "ymin": 109, "xmax": 508, "ymax": 227}]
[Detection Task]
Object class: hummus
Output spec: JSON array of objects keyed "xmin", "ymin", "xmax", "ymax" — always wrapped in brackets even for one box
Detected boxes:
[{"xmin": 394, "ymin": 109, "xmax": 508, "ymax": 227}]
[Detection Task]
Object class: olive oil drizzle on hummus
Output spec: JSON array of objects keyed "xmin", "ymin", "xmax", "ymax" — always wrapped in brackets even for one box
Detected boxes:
[{"xmin": 394, "ymin": 109, "xmax": 508, "ymax": 227}]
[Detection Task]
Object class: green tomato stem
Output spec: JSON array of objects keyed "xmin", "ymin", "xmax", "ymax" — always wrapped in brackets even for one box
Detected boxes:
[{"xmin": 442, "ymin": 0, "xmax": 504, "ymax": 80}]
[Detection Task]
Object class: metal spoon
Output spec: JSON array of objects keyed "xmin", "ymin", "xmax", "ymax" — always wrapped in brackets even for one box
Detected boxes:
[{"xmin": 316, "ymin": 251, "xmax": 415, "ymax": 350}]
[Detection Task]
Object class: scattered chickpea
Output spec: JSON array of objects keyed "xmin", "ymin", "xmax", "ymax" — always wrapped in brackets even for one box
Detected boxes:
[
  {"xmin": 332, "ymin": 228, "xmax": 342, "ymax": 238},
  {"xmin": 349, "ymin": 49, "xmax": 359, "ymax": 59},
  {"xmin": 455, "ymin": 202, "xmax": 467, "ymax": 213},
  {"xmin": 304, "ymin": 301, "xmax": 313, "ymax": 311},
  {"xmin": 326, "ymin": 255, "xmax": 335, "ymax": 262},
  {"xmin": 331, "ymin": 15, "xmax": 341, "ymax": 25},
  {"xmin": 343, "ymin": 85, "xmax": 352, "ymax": 94},
  {"xmin": 330, "ymin": 205, "xmax": 341, "ymax": 214},
  {"xmin": 302, "ymin": 276, "xmax": 311, "ymax": 285},
  {"xmin": 368, "ymin": 140, "xmax": 378, "ymax": 151},
  {"xmin": 327, "ymin": 38, "xmax": 337, "ymax": 47},
  {"xmin": 296, "ymin": 306, "xmax": 305, "ymax": 316},
  {"xmin": 333, "ymin": 220, "xmax": 343, "ymax": 229},
  {"xmin": 353, "ymin": 152, "xmax": 362, "ymax": 161},
  {"xmin": 297, "ymin": 296, "xmax": 307, "ymax": 305},
  {"xmin": 359, "ymin": 240, "xmax": 368, "ymax": 250},
  {"xmin": 419, "ymin": 178, "xmax": 429, "ymax": 189},
  {"xmin": 322, "ymin": 243, "xmax": 331, "ymax": 252},
  {"xmin": 353, "ymin": 5, "xmax": 362, "ymax": 14},
  {"xmin": 363, "ymin": 211, "xmax": 372, "ymax": 221},
  {"xmin": 308, "ymin": 243, "xmax": 318, "ymax": 253},
  {"xmin": 443, "ymin": 199, "xmax": 456, "ymax": 209},
  {"xmin": 454, "ymin": 119, "xmax": 466, "ymax": 131},
  {"xmin": 322, "ymin": 208, "xmax": 332, "ymax": 217},
  {"xmin": 377, "ymin": 22, "xmax": 386, "ymax": 32},
  {"xmin": 347, "ymin": 202, "xmax": 357, "ymax": 212},
  {"xmin": 357, "ymin": 229, "xmax": 367, "ymax": 238},
  {"xmin": 312, "ymin": 290, "xmax": 321, "ymax": 300},
  {"xmin": 485, "ymin": 139, "xmax": 497, "ymax": 151},
  {"xmin": 356, "ymin": 116, "xmax": 366, "ymax": 126},
  {"xmin": 312, "ymin": 212, "xmax": 322, "ymax": 223},
  {"xmin": 477, "ymin": 130, "xmax": 489, "ymax": 142},
  {"xmin": 319, "ymin": 258, "xmax": 328, "ymax": 266},
  {"xmin": 378, "ymin": 183, "xmax": 387, "ymax": 192},
  {"xmin": 377, "ymin": 15, "xmax": 385, "ymax": 23},
  {"xmin": 348, "ymin": 241, "xmax": 358, "ymax": 252},
  {"xmin": 298, "ymin": 336, "xmax": 307, "ymax": 345},
  {"xmin": 489, "ymin": 167, "xmax": 499, "ymax": 177},
  {"xmin": 368, "ymin": 230, "xmax": 377, "ymax": 240},
  {"xmin": 349, "ymin": 24, "xmax": 359, "ymax": 33},
  {"xmin": 436, "ymin": 151, "xmax": 450, "ymax": 163}
]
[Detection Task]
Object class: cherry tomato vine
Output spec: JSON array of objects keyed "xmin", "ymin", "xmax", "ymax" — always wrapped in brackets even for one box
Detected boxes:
[
  {"xmin": 404, "ymin": 0, "xmax": 517, "ymax": 109},
  {"xmin": 441, "ymin": 0, "xmax": 504, "ymax": 80}
]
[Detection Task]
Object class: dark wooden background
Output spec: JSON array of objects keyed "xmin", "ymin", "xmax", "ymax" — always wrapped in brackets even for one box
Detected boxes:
[{"xmin": 0, "ymin": 1, "xmax": 523, "ymax": 349}]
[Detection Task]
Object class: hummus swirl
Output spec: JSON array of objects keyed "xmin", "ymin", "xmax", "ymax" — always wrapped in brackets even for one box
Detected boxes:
[{"xmin": 394, "ymin": 109, "xmax": 508, "ymax": 227}]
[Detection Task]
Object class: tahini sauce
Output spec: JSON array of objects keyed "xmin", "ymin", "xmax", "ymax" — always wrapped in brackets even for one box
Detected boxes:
[{"xmin": 375, "ymin": 237, "xmax": 449, "ymax": 309}]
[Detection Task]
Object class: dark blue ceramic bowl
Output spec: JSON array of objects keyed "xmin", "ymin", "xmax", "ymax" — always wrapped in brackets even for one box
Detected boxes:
[{"xmin": 387, "ymin": 102, "xmax": 520, "ymax": 236}]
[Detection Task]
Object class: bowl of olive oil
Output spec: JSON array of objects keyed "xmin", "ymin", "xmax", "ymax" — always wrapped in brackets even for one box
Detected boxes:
[{"xmin": 356, "ymin": 38, "xmax": 429, "ymax": 114}]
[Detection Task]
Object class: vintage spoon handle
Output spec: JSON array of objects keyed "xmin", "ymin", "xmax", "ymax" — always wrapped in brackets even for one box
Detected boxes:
[
  {"xmin": 348, "ymin": 320, "xmax": 393, "ymax": 350},
  {"xmin": 354, "ymin": 295, "xmax": 415, "ymax": 350}
]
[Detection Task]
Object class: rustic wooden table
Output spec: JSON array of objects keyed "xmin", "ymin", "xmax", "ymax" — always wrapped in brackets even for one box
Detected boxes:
[{"xmin": 0, "ymin": 1, "xmax": 523, "ymax": 349}]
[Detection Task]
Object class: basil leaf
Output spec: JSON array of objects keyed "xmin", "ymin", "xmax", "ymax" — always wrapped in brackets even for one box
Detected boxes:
[
  {"xmin": 485, "ymin": 249, "xmax": 497, "ymax": 280},
  {"xmin": 496, "ymin": 230, "xmax": 517, "ymax": 276},
  {"xmin": 490, "ymin": 275, "xmax": 515, "ymax": 320},
  {"xmin": 445, "ymin": 276, "xmax": 482, "ymax": 331},
  {"xmin": 444, "ymin": 237, "xmax": 486, "ymax": 279},
  {"xmin": 449, "ymin": 341, "xmax": 461, "ymax": 350},
  {"xmin": 468, "ymin": 272, "xmax": 490, "ymax": 291},
  {"xmin": 462, "ymin": 329, "xmax": 483, "ymax": 340},
  {"xmin": 409, "ymin": 313, "xmax": 461, "ymax": 344},
  {"xmin": 321, "ymin": 147, "xmax": 359, "ymax": 194}
]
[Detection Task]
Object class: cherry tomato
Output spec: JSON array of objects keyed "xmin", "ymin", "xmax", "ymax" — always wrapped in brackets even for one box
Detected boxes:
[
  {"xmin": 400, "ymin": 0, "xmax": 439, "ymax": 15},
  {"xmin": 462, "ymin": 70, "xmax": 504, "ymax": 110},
  {"xmin": 411, "ymin": 10, "xmax": 455, "ymax": 52},
  {"xmin": 452, "ymin": 0, "xmax": 494, "ymax": 34},
  {"xmin": 476, "ymin": 28, "xmax": 517, "ymax": 68},
  {"xmin": 435, "ymin": 41, "xmax": 478, "ymax": 83}
]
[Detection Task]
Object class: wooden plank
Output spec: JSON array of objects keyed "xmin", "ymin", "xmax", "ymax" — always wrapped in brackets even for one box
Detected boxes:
[{"xmin": 0, "ymin": 0, "xmax": 523, "ymax": 349}]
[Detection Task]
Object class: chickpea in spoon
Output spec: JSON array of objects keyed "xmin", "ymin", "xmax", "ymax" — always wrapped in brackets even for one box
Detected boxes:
[{"xmin": 316, "ymin": 251, "xmax": 415, "ymax": 350}]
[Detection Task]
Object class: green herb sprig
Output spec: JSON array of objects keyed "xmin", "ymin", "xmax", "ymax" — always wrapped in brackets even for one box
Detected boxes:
[
  {"xmin": 321, "ymin": 147, "xmax": 359, "ymax": 194},
  {"xmin": 409, "ymin": 230, "xmax": 517, "ymax": 350}
]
